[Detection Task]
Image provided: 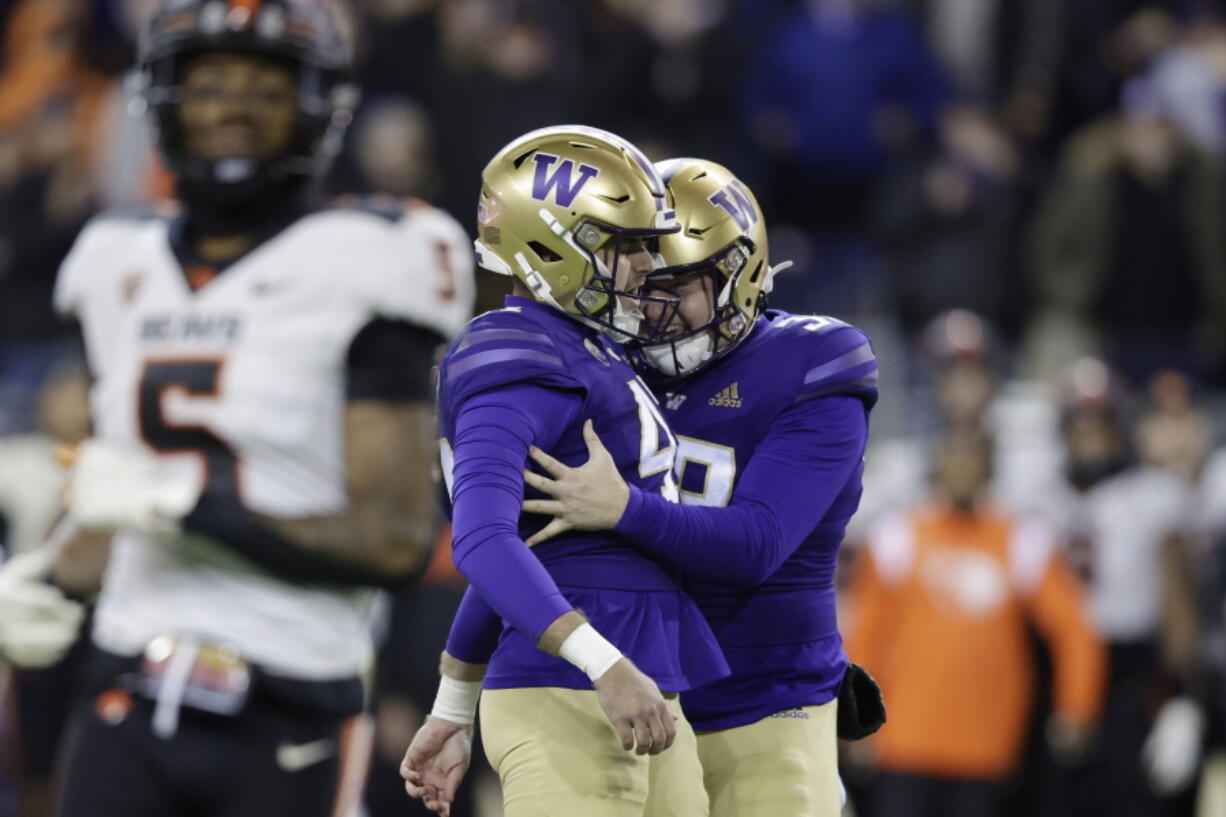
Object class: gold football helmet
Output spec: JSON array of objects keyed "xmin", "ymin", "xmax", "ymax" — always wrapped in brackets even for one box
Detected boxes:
[
  {"xmin": 635, "ymin": 158, "xmax": 789, "ymax": 377},
  {"xmin": 473, "ymin": 125, "xmax": 681, "ymax": 341}
]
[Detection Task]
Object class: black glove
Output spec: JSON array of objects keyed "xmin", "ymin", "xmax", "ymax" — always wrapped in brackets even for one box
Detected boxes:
[{"xmin": 837, "ymin": 662, "xmax": 886, "ymax": 740}]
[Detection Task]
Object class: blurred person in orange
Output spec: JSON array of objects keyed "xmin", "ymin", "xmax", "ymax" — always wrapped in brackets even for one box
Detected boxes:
[{"xmin": 844, "ymin": 427, "xmax": 1106, "ymax": 817}]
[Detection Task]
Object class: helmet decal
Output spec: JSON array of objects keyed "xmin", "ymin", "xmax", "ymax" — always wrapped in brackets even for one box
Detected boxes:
[
  {"xmin": 530, "ymin": 154, "xmax": 601, "ymax": 208},
  {"xmin": 707, "ymin": 181, "xmax": 760, "ymax": 232}
]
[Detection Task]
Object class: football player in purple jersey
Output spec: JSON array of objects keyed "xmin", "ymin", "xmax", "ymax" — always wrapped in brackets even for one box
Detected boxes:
[
  {"xmin": 401, "ymin": 129, "xmax": 728, "ymax": 817},
  {"xmin": 406, "ymin": 158, "xmax": 883, "ymax": 817}
]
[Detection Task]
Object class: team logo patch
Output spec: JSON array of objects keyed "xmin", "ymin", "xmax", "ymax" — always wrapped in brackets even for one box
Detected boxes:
[
  {"xmin": 531, "ymin": 153, "xmax": 600, "ymax": 208},
  {"xmin": 121, "ymin": 271, "xmax": 145, "ymax": 305},
  {"xmin": 769, "ymin": 707, "xmax": 810, "ymax": 720},
  {"xmin": 664, "ymin": 393, "xmax": 687, "ymax": 411},
  {"xmin": 707, "ymin": 180, "xmax": 759, "ymax": 232},
  {"xmin": 708, "ymin": 382, "xmax": 742, "ymax": 408},
  {"xmin": 584, "ymin": 338, "xmax": 610, "ymax": 365}
]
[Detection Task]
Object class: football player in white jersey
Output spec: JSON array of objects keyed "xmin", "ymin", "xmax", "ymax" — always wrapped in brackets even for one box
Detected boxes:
[{"xmin": 0, "ymin": 2, "xmax": 472, "ymax": 815}]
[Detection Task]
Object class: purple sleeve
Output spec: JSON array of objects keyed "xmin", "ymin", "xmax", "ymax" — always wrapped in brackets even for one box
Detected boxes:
[
  {"xmin": 445, "ymin": 586, "xmax": 503, "ymax": 664},
  {"xmin": 449, "ymin": 384, "xmax": 581, "ymax": 643},
  {"xmin": 615, "ymin": 395, "xmax": 868, "ymax": 586}
]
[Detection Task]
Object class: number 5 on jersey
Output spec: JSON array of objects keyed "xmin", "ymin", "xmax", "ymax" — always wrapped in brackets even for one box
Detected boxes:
[{"xmin": 139, "ymin": 359, "xmax": 239, "ymax": 498}]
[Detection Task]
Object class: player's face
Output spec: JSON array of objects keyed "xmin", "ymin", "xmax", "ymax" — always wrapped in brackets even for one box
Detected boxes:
[
  {"xmin": 642, "ymin": 271, "xmax": 715, "ymax": 341},
  {"xmin": 599, "ymin": 238, "xmax": 656, "ymax": 303},
  {"xmin": 179, "ymin": 52, "xmax": 298, "ymax": 162},
  {"xmin": 933, "ymin": 435, "xmax": 991, "ymax": 510}
]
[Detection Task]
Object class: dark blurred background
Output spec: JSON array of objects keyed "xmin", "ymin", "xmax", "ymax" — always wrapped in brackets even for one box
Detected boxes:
[{"xmin": 2, "ymin": 1, "xmax": 1226, "ymax": 815}]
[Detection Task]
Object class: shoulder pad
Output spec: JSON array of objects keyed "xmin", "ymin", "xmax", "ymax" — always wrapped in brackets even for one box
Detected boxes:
[
  {"xmin": 790, "ymin": 319, "xmax": 878, "ymax": 408},
  {"xmin": 54, "ymin": 206, "xmax": 174, "ymax": 317},
  {"xmin": 440, "ymin": 309, "xmax": 582, "ymax": 403},
  {"xmin": 315, "ymin": 198, "xmax": 474, "ymax": 339}
]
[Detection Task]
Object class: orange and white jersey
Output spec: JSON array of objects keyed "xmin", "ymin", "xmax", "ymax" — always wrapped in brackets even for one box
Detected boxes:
[{"xmin": 53, "ymin": 199, "xmax": 474, "ymax": 679}]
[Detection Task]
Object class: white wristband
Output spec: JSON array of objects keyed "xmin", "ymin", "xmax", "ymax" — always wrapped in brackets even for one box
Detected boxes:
[
  {"xmin": 430, "ymin": 675, "xmax": 482, "ymax": 725},
  {"xmin": 559, "ymin": 623, "xmax": 623, "ymax": 682}
]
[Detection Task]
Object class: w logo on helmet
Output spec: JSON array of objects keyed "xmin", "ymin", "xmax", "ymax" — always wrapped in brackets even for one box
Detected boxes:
[
  {"xmin": 708, "ymin": 181, "xmax": 759, "ymax": 232},
  {"xmin": 531, "ymin": 153, "xmax": 600, "ymax": 208}
]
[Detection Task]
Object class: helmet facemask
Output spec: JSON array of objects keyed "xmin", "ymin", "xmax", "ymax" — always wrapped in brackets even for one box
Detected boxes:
[
  {"xmin": 572, "ymin": 224, "xmax": 684, "ymax": 344},
  {"xmin": 632, "ymin": 239, "xmax": 757, "ymax": 379}
]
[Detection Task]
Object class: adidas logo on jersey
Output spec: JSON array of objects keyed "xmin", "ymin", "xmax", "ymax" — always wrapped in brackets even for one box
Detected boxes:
[{"xmin": 708, "ymin": 382, "xmax": 742, "ymax": 408}]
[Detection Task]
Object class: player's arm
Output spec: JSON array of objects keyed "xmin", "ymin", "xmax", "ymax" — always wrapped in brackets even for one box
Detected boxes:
[
  {"xmin": 526, "ymin": 393, "xmax": 870, "ymax": 585},
  {"xmin": 1019, "ymin": 528, "xmax": 1106, "ymax": 761},
  {"xmin": 401, "ymin": 589, "xmax": 498, "ymax": 815},
  {"xmin": 179, "ymin": 319, "xmax": 441, "ymax": 587},
  {"xmin": 249, "ymin": 400, "xmax": 437, "ymax": 578},
  {"xmin": 446, "ymin": 384, "xmax": 677, "ymax": 755},
  {"xmin": 254, "ymin": 318, "xmax": 440, "ymax": 577}
]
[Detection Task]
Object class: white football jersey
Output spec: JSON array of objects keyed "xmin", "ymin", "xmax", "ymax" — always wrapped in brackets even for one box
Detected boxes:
[
  {"xmin": 1042, "ymin": 466, "xmax": 1195, "ymax": 642},
  {"xmin": 54, "ymin": 200, "xmax": 474, "ymax": 679}
]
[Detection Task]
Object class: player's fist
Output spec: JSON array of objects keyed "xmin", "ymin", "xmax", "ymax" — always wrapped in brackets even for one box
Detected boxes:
[
  {"xmin": 0, "ymin": 549, "xmax": 84, "ymax": 668},
  {"xmin": 593, "ymin": 657, "xmax": 676, "ymax": 756},
  {"xmin": 67, "ymin": 439, "xmax": 199, "ymax": 537},
  {"xmin": 401, "ymin": 716, "xmax": 473, "ymax": 816}
]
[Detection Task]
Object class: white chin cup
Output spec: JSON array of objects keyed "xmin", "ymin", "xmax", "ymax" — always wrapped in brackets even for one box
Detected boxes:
[
  {"xmin": 643, "ymin": 332, "xmax": 715, "ymax": 377},
  {"xmin": 609, "ymin": 300, "xmax": 645, "ymax": 340}
]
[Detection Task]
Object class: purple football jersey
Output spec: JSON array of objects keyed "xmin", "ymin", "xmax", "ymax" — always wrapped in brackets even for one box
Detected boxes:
[
  {"xmin": 437, "ymin": 296, "xmax": 728, "ymax": 692},
  {"xmin": 643, "ymin": 310, "xmax": 877, "ymax": 730}
]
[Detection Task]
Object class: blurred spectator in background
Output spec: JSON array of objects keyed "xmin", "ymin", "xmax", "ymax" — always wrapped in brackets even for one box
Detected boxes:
[
  {"xmin": 0, "ymin": 358, "xmax": 89, "ymax": 559},
  {"xmin": 1058, "ymin": 4, "xmax": 1182, "ymax": 142},
  {"xmin": 876, "ymin": 105, "xmax": 1025, "ymax": 338},
  {"xmin": 0, "ymin": 358, "xmax": 90, "ymax": 817},
  {"xmin": 1025, "ymin": 80, "xmax": 1226, "ymax": 387},
  {"xmin": 1199, "ymin": 440, "xmax": 1226, "ymax": 817},
  {"xmin": 1135, "ymin": 370, "xmax": 1214, "ymax": 483},
  {"xmin": 0, "ymin": 0, "xmax": 112, "ymax": 433},
  {"xmin": 1144, "ymin": 12, "xmax": 1226, "ymax": 159},
  {"xmin": 348, "ymin": 96, "xmax": 439, "ymax": 199},
  {"xmin": 844, "ymin": 428, "xmax": 1105, "ymax": 817},
  {"xmin": 1131, "ymin": 369, "xmax": 1218, "ymax": 814},
  {"xmin": 738, "ymin": 0, "xmax": 948, "ymax": 318},
  {"xmin": 907, "ymin": 0, "xmax": 1065, "ymax": 144},
  {"xmin": 855, "ymin": 310, "xmax": 1067, "ymax": 540},
  {"xmin": 1038, "ymin": 358, "xmax": 1206, "ymax": 816}
]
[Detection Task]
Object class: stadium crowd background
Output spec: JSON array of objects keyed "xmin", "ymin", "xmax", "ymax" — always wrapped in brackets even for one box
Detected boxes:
[{"xmin": 1, "ymin": 0, "xmax": 1226, "ymax": 815}]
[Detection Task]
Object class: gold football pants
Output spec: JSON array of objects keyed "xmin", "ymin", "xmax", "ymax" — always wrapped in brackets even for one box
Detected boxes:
[
  {"xmin": 696, "ymin": 700, "xmax": 840, "ymax": 817},
  {"xmin": 480, "ymin": 687, "xmax": 708, "ymax": 817}
]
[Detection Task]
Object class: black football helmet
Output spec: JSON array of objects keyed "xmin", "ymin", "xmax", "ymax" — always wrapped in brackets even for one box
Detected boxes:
[{"xmin": 138, "ymin": 0, "xmax": 358, "ymax": 199}]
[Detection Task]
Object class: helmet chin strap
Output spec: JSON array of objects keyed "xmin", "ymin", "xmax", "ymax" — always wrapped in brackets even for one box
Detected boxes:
[{"xmin": 608, "ymin": 300, "xmax": 645, "ymax": 341}]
